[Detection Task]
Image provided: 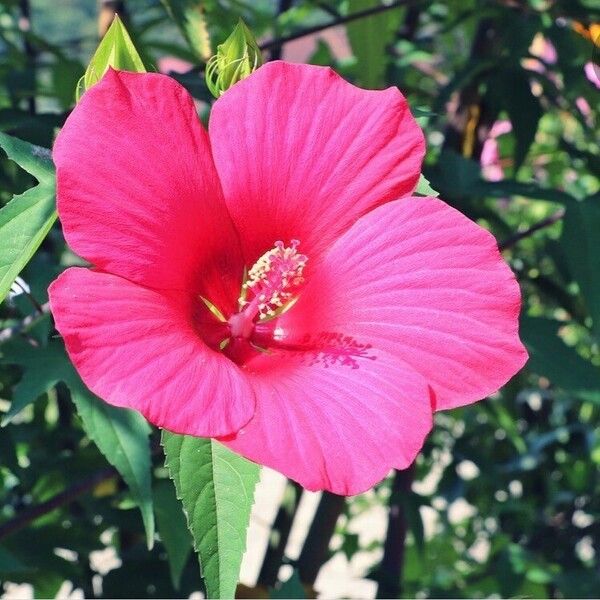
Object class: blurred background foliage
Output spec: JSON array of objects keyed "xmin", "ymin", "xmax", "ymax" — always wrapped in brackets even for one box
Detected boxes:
[{"xmin": 0, "ymin": 0, "xmax": 599, "ymax": 598}]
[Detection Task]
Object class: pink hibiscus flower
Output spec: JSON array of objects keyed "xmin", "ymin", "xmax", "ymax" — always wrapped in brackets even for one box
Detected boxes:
[{"xmin": 49, "ymin": 62, "xmax": 527, "ymax": 495}]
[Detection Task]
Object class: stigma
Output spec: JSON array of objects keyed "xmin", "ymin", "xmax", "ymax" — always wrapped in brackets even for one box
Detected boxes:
[
  {"xmin": 198, "ymin": 241, "xmax": 307, "ymax": 362},
  {"xmin": 239, "ymin": 240, "xmax": 307, "ymax": 321}
]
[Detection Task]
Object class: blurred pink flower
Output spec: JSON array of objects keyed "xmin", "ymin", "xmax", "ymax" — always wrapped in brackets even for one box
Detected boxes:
[
  {"xmin": 481, "ymin": 120, "xmax": 512, "ymax": 182},
  {"xmin": 157, "ymin": 56, "xmax": 194, "ymax": 75},
  {"xmin": 584, "ymin": 62, "xmax": 600, "ymax": 89},
  {"xmin": 523, "ymin": 33, "xmax": 557, "ymax": 74}
]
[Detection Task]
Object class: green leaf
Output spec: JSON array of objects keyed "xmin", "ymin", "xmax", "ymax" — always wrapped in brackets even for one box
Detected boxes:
[
  {"xmin": 0, "ymin": 338, "xmax": 155, "ymax": 547},
  {"xmin": 521, "ymin": 316, "xmax": 600, "ymax": 402},
  {"xmin": 427, "ymin": 150, "xmax": 480, "ymax": 199},
  {"xmin": 162, "ymin": 432, "xmax": 260, "ymax": 599},
  {"xmin": 474, "ymin": 179, "xmax": 577, "ymax": 206},
  {"xmin": 0, "ymin": 132, "xmax": 56, "ymax": 304},
  {"xmin": 346, "ymin": 0, "xmax": 403, "ymax": 88},
  {"xmin": 205, "ymin": 19, "xmax": 263, "ymax": 98},
  {"xmin": 0, "ymin": 338, "xmax": 66, "ymax": 426},
  {"xmin": 154, "ymin": 479, "xmax": 193, "ymax": 589},
  {"xmin": 271, "ymin": 570, "xmax": 306, "ymax": 599},
  {"xmin": 161, "ymin": 0, "xmax": 211, "ymax": 61},
  {"xmin": 341, "ymin": 532, "xmax": 360, "ymax": 561},
  {"xmin": 489, "ymin": 69, "xmax": 543, "ymax": 170},
  {"xmin": 69, "ymin": 377, "xmax": 155, "ymax": 549},
  {"xmin": 561, "ymin": 199, "xmax": 600, "ymax": 336},
  {"xmin": 415, "ymin": 174, "xmax": 439, "ymax": 197},
  {"xmin": 0, "ymin": 546, "xmax": 29, "ymax": 573},
  {"xmin": 77, "ymin": 14, "xmax": 146, "ymax": 100},
  {"xmin": 0, "ymin": 131, "xmax": 53, "ymax": 182}
]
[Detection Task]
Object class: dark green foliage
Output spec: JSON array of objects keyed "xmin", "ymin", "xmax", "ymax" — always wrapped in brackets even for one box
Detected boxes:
[{"xmin": 0, "ymin": 0, "xmax": 598, "ymax": 598}]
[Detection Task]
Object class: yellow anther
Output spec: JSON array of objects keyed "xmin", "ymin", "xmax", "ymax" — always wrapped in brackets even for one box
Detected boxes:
[{"xmin": 241, "ymin": 240, "xmax": 307, "ymax": 319}]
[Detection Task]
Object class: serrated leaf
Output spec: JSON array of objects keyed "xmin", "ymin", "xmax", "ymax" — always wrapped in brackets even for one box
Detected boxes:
[
  {"xmin": 561, "ymin": 199, "xmax": 600, "ymax": 336},
  {"xmin": 0, "ymin": 132, "xmax": 56, "ymax": 304},
  {"xmin": 154, "ymin": 479, "xmax": 193, "ymax": 589},
  {"xmin": 162, "ymin": 432, "xmax": 260, "ymax": 599},
  {"xmin": 77, "ymin": 14, "xmax": 146, "ymax": 100},
  {"xmin": 346, "ymin": 0, "xmax": 403, "ymax": 88},
  {"xmin": 161, "ymin": 0, "xmax": 212, "ymax": 61},
  {"xmin": 0, "ymin": 338, "xmax": 155, "ymax": 547},
  {"xmin": 69, "ymin": 377, "xmax": 155, "ymax": 549}
]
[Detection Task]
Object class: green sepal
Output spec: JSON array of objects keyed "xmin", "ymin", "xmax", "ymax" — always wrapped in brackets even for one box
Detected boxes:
[
  {"xmin": 76, "ymin": 14, "xmax": 146, "ymax": 101},
  {"xmin": 205, "ymin": 19, "xmax": 262, "ymax": 98}
]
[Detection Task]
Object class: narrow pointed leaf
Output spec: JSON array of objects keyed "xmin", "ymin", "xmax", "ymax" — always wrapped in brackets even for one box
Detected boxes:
[
  {"xmin": 561, "ymin": 198, "xmax": 600, "ymax": 336},
  {"xmin": 69, "ymin": 377, "xmax": 156, "ymax": 548},
  {"xmin": 162, "ymin": 432, "xmax": 260, "ymax": 599},
  {"xmin": 0, "ymin": 132, "xmax": 56, "ymax": 303},
  {"xmin": 521, "ymin": 316, "xmax": 600, "ymax": 403},
  {"xmin": 154, "ymin": 479, "xmax": 193, "ymax": 589},
  {"xmin": 347, "ymin": 0, "xmax": 403, "ymax": 88},
  {"xmin": 160, "ymin": 0, "xmax": 212, "ymax": 60},
  {"xmin": 0, "ymin": 338, "xmax": 65, "ymax": 426}
]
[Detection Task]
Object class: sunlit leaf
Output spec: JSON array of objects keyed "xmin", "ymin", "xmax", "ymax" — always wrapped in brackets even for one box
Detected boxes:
[
  {"xmin": 0, "ymin": 132, "xmax": 56, "ymax": 304},
  {"xmin": 415, "ymin": 174, "xmax": 439, "ymax": 197},
  {"xmin": 346, "ymin": 0, "xmax": 402, "ymax": 88},
  {"xmin": 160, "ymin": 0, "xmax": 212, "ymax": 61},
  {"xmin": 162, "ymin": 432, "xmax": 260, "ymax": 599}
]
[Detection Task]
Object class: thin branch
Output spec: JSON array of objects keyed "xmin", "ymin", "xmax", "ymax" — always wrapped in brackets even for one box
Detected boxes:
[
  {"xmin": 270, "ymin": 0, "xmax": 294, "ymax": 61},
  {"xmin": 296, "ymin": 492, "xmax": 345, "ymax": 587},
  {"xmin": 257, "ymin": 480, "xmax": 303, "ymax": 587},
  {"xmin": 376, "ymin": 465, "xmax": 414, "ymax": 598},
  {"xmin": 0, "ymin": 467, "xmax": 117, "ymax": 542},
  {"xmin": 259, "ymin": 0, "xmax": 417, "ymax": 52},
  {"xmin": 10, "ymin": 278, "xmax": 44, "ymax": 315},
  {"xmin": 314, "ymin": 1, "xmax": 341, "ymax": 19},
  {"xmin": 499, "ymin": 209, "xmax": 565, "ymax": 251}
]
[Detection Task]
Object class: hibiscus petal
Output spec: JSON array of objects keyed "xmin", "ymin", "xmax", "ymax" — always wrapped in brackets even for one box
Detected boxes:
[
  {"xmin": 209, "ymin": 61, "xmax": 425, "ymax": 265},
  {"xmin": 54, "ymin": 69, "xmax": 243, "ymax": 313},
  {"xmin": 222, "ymin": 349, "xmax": 432, "ymax": 496},
  {"xmin": 276, "ymin": 197, "xmax": 528, "ymax": 411},
  {"xmin": 49, "ymin": 268, "xmax": 255, "ymax": 437}
]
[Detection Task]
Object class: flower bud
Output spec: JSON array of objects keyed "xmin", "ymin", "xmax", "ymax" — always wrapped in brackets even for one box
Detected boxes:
[
  {"xmin": 205, "ymin": 19, "xmax": 263, "ymax": 98},
  {"xmin": 76, "ymin": 15, "xmax": 145, "ymax": 101}
]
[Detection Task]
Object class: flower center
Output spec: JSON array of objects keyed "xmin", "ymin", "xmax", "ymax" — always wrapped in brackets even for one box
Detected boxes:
[
  {"xmin": 198, "ymin": 241, "xmax": 307, "ymax": 364},
  {"xmin": 237, "ymin": 239, "xmax": 307, "ymax": 323}
]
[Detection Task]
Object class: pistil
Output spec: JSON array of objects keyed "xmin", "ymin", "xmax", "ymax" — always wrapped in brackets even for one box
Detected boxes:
[
  {"xmin": 235, "ymin": 239, "xmax": 307, "ymax": 325},
  {"xmin": 198, "ymin": 241, "xmax": 307, "ymax": 362}
]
